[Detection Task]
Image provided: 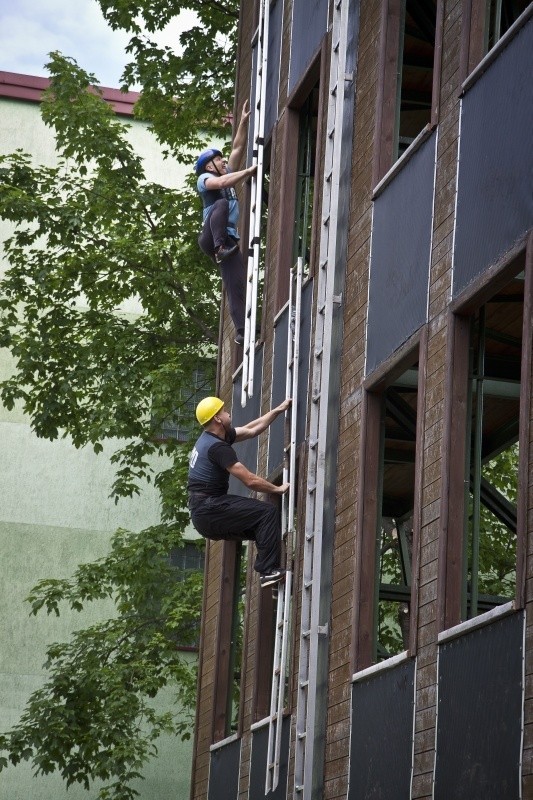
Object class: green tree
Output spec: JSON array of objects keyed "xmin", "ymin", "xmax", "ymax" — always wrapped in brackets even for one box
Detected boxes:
[{"xmin": 0, "ymin": 1, "xmax": 239, "ymax": 796}]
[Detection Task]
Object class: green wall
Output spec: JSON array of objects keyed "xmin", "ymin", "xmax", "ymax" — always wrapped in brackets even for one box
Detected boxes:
[{"xmin": 0, "ymin": 90, "xmax": 196, "ymax": 800}]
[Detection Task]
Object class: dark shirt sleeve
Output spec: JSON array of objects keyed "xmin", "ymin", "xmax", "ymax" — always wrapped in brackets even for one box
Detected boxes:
[{"xmin": 209, "ymin": 440, "xmax": 239, "ymax": 471}]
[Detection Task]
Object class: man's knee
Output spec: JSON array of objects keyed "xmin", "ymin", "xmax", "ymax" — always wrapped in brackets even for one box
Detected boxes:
[
  {"xmin": 211, "ymin": 198, "xmax": 229, "ymax": 211},
  {"xmin": 261, "ymin": 502, "xmax": 279, "ymax": 523}
]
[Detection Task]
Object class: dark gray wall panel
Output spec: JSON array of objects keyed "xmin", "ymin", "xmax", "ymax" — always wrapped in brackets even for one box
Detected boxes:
[
  {"xmin": 249, "ymin": 717, "xmax": 290, "ymax": 800},
  {"xmin": 268, "ymin": 279, "xmax": 312, "ymax": 476},
  {"xmin": 229, "ymin": 347, "xmax": 264, "ymax": 496},
  {"xmin": 453, "ymin": 18, "xmax": 533, "ymax": 296},
  {"xmin": 208, "ymin": 738, "xmax": 241, "ymax": 800},
  {"xmin": 248, "ymin": 0, "xmax": 283, "ymax": 158},
  {"xmin": 434, "ymin": 612, "xmax": 524, "ymax": 800},
  {"xmin": 288, "ymin": 0, "xmax": 328, "ymax": 94},
  {"xmin": 264, "ymin": 0, "xmax": 283, "ymax": 139},
  {"xmin": 366, "ymin": 132, "xmax": 435, "ymax": 375},
  {"xmin": 348, "ymin": 659, "xmax": 415, "ymax": 799}
]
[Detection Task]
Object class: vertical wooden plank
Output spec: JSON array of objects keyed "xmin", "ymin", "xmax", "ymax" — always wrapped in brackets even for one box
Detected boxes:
[
  {"xmin": 438, "ymin": 312, "xmax": 471, "ymax": 631},
  {"xmin": 516, "ymin": 233, "xmax": 533, "ymax": 608}
]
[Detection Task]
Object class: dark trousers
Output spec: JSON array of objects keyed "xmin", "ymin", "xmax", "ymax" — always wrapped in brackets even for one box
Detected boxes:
[
  {"xmin": 198, "ymin": 199, "xmax": 246, "ymax": 337},
  {"xmin": 189, "ymin": 494, "xmax": 281, "ymax": 575}
]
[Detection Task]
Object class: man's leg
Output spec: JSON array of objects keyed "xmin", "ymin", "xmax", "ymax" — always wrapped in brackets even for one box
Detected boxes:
[
  {"xmin": 219, "ymin": 246, "xmax": 246, "ymax": 340},
  {"xmin": 198, "ymin": 209, "xmax": 245, "ymax": 339},
  {"xmin": 208, "ymin": 199, "xmax": 230, "ymax": 250},
  {"xmin": 191, "ymin": 495, "xmax": 281, "ymax": 574}
]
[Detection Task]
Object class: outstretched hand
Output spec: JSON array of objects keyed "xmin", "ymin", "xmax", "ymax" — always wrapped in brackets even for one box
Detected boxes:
[
  {"xmin": 279, "ymin": 482, "xmax": 290, "ymax": 494},
  {"xmin": 240, "ymin": 99, "xmax": 251, "ymax": 124},
  {"xmin": 277, "ymin": 398, "xmax": 292, "ymax": 413}
]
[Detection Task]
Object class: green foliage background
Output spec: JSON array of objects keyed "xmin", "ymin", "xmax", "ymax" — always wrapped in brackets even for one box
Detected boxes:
[{"xmin": 0, "ymin": 2, "xmax": 239, "ymax": 797}]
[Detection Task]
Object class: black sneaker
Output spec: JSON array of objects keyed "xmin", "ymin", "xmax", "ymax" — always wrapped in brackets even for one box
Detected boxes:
[
  {"xmin": 234, "ymin": 333, "xmax": 245, "ymax": 346},
  {"xmin": 215, "ymin": 242, "xmax": 239, "ymax": 263},
  {"xmin": 260, "ymin": 568, "xmax": 286, "ymax": 588}
]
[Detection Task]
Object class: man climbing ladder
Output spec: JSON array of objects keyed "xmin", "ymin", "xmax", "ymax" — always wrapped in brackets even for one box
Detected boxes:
[
  {"xmin": 195, "ymin": 102, "xmax": 256, "ymax": 346},
  {"xmin": 187, "ymin": 395, "xmax": 290, "ymax": 587}
]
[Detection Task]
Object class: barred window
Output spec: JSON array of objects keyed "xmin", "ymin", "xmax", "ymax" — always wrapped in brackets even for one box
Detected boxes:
[{"xmin": 156, "ymin": 362, "xmax": 215, "ymax": 443}]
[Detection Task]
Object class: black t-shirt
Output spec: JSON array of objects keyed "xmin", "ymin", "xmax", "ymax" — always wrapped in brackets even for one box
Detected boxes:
[{"xmin": 187, "ymin": 430, "xmax": 238, "ymax": 496}]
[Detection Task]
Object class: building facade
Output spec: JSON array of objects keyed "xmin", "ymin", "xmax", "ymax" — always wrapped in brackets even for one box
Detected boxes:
[{"xmin": 191, "ymin": 1, "xmax": 533, "ymax": 799}]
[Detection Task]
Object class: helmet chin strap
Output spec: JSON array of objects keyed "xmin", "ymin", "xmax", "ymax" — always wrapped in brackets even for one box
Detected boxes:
[{"xmin": 209, "ymin": 159, "xmax": 224, "ymax": 177}]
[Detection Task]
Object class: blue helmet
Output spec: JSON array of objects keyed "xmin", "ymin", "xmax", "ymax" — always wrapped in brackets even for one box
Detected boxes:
[{"xmin": 194, "ymin": 148, "xmax": 222, "ymax": 174}]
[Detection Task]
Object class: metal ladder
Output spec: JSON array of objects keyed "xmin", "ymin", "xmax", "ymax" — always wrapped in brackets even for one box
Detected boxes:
[
  {"xmin": 294, "ymin": 1, "xmax": 351, "ymax": 796},
  {"xmin": 242, "ymin": 0, "xmax": 270, "ymax": 407},
  {"xmin": 265, "ymin": 257, "xmax": 304, "ymax": 793}
]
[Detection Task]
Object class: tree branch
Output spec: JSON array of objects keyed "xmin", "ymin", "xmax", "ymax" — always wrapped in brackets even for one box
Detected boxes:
[{"xmin": 189, "ymin": 0, "xmax": 239, "ymax": 20}]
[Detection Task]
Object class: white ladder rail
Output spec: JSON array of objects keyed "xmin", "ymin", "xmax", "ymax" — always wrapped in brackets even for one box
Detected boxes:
[
  {"xmin": 265, "ymin": 570, "xmax": 292, "ymax": 793},
  {"xmin": 242, "ymin": 0, "xmax": 270, "ymax": 406},
  {"xmin": 265, "ymin": 257, "xmax": 304, "ymax": 794},
  {"xmin": 294, "ymin": 1, "xmax": 349, "ymax": 796}
]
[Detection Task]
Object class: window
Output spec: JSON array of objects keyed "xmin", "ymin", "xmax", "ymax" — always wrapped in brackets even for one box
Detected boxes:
[
  {"xmin": 154, "ymin": 361, "xmax": 215, "ymax": 443},
  {"xmin": 254, "ymin": 494, "xmax": 295, "ymax": 720},
  {"xmin": 483, "ymin": 0, "xmax": 530, "ymax": 48},
  {"xmin": 356, "ymin": 351, "xmax": 422, "ymax": 668},
  {"xmin": 461, "ymin": 286, "xmax": 522, "ymax": 618},
  {"xmin": 443, "ymin": 266, "xmax": 525, "ymax": 628},
  {"xmin": 464, "ymin": 0, "xmax": 530, "ymax": 73},
  {"xmin": 213, "ymin": 541, "xmax": 248, "ymax": 740},
  {"xmin": 170, "ymin": 541, "xmax": 205, "ymax": 573},
  {"xmin": 375, "ymin": 0, "xmax": 439, "ymax": 180},
  {"xmin": 376, "ymin": 365, "xmax": 419, "ymax": 659},
  {"xmin": 293, "ymin": 86, "xmax": 319, "ymax": 278},
  {"xmin": 140, "ymin": 542, "xmax": 205, "ymax": 652}
]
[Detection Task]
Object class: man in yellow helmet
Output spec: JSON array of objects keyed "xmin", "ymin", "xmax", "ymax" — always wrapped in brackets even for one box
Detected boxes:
[{"xmin": 188, "ymin": 395, "xmax": 291, "ymax": 588}]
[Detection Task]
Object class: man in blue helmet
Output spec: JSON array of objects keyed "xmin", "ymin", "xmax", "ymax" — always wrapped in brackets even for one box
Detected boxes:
[{"xmin": 195, "ymin": 101, "xmax": 256, "ymax": 346}]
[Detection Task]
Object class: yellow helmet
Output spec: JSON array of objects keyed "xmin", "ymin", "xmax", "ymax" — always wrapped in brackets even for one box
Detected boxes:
[{"xmin": 195, "ymin": 396, "xmax": 224, "ymax": 425}]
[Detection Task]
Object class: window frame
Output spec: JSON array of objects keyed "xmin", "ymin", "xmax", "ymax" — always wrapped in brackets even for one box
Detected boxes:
[
  {"xmin": 438, "ymin": 239, "xmax": 532, "ymax": 630},
  {"xmin": 212, "ymin": 541, "xmax": 248, "ymax": 742},
  {"xmin": 373, "ymin": 0, "xmax": 444, "ymax": 187},
  {"xmin": 353, "ymin": 331, "xmax": 426, "ymax": 671},
  {"xmin": 460, "ymin": 0, "xmax": 533, "ymax": 81},
  {"xmin": 274, "ymin": 47, "xmax": 326, "ymax": 312}
]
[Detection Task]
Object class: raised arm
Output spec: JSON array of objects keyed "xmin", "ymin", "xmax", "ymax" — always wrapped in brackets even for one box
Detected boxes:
[
  {"xmin": 228, "ymin": 100, "xmax": 252, "ymax": 171},
  {"xmin": 203, "ymin": 163, "xmax": 256, "ymax": 191},
  {"xmin": 234, "ymin": 398, "xmax": 291, "ymax": 442}
]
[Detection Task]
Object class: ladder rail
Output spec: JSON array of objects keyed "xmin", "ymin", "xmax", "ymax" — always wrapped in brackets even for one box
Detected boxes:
[
  {"xmin": 242, "ymin": 0, "xmax": 270, "ymax": 406},
  {"xmin": 294, "ymin": 1, "xmax": 350, "ymax": 795},
  {"xmin": 265, "ymin": 258, "xmax": 304, "ymax": 794},
  {"xmin": 289, "ymin": 258, "xmax": 303, "ymax": 527},
  {"xmin": 264, "ymin": 569, "xmax": 293, "ymax": 793}
]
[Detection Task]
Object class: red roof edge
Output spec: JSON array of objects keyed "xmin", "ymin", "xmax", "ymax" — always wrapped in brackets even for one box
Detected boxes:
[{"xmin": 0, "ymin": 71, "xmax": 140, "ymax": 116}]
